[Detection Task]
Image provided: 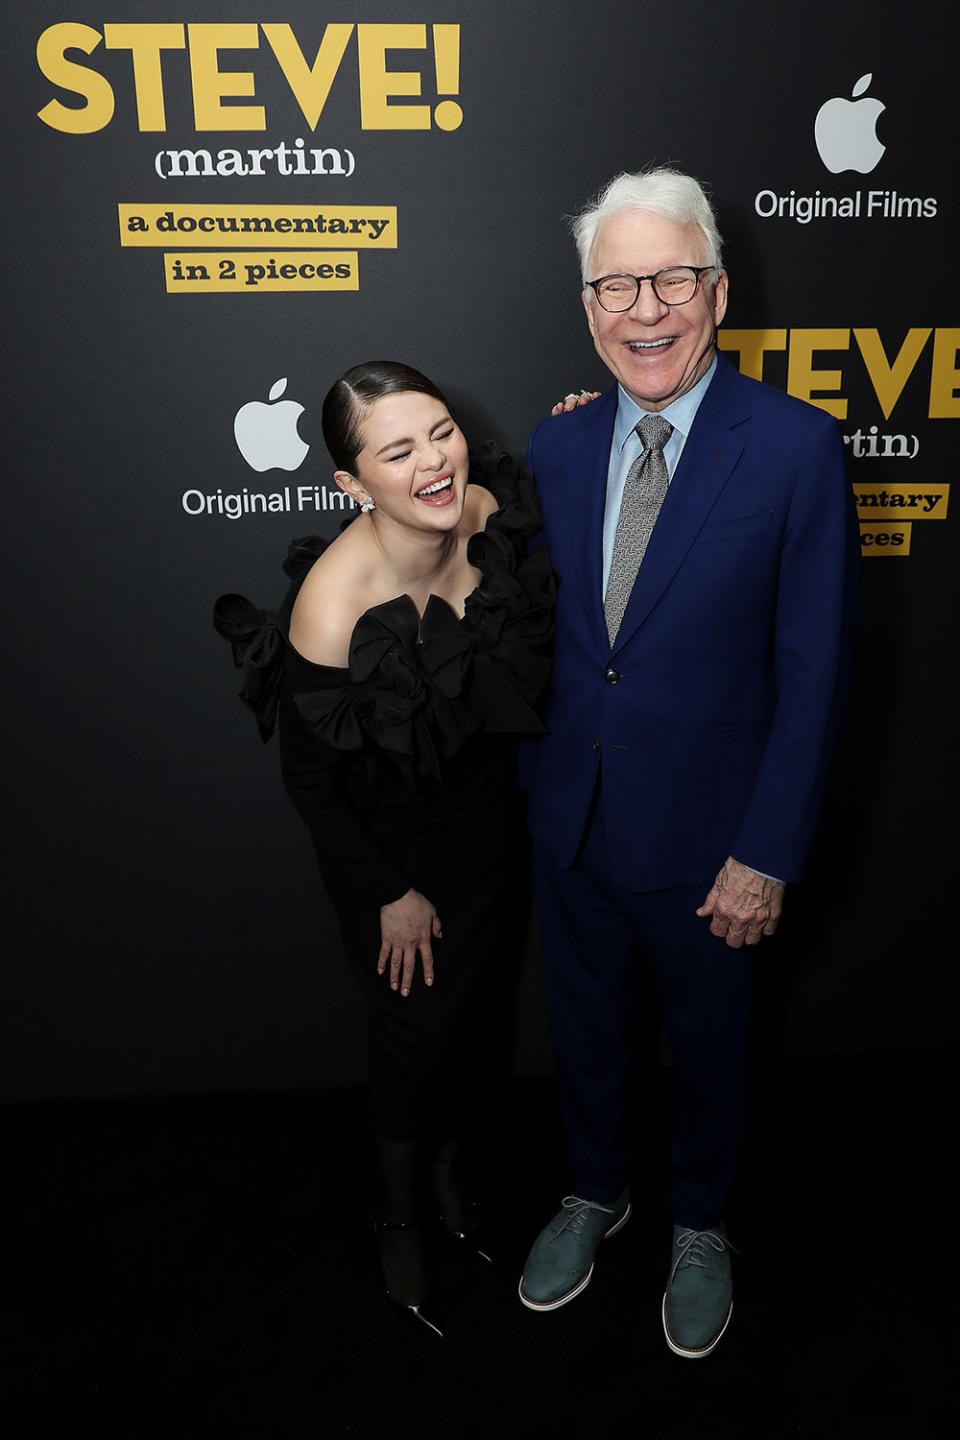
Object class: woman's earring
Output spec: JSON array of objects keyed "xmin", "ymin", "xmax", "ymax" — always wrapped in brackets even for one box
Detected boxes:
[{"xmin": 360, "ymin": 495, "xmax": 376, "ymax": 513}]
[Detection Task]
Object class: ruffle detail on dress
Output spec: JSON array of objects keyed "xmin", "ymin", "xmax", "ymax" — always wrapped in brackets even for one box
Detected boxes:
[
  {"xmin": 213, "ymin": 535, "xmax": 334, "ymax": 743},
  {"xmin": 283, "ymin": 533, "xmax": 332, "ymax": 585},
  {"xmin": 212, "ymin": 593, "xmax": 283, "ymax": 742},
  {"xmin": 294, "ymin": 450, "xmax": 556, "ymax": 777},
  {"xmin": 294, "ymin": 596, "xmax": 475, "ymax": 780},
  {"xmin": 462, "ymin": 452, "xmax": 557, "ymax": 735}
]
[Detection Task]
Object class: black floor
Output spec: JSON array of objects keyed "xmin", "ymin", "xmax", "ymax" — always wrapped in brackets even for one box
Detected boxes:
[{"xmin": 2, "ymin": 1052, "xmax": 956, "ymax": 1439}]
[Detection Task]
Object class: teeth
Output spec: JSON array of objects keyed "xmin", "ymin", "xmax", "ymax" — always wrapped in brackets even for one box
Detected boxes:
[
  {"xmin": 629, "ymin": 338, "xmax": 673, "ymax": 350},
  {"xmin": 416, "ymin": 476, "xmax": 452, "ymax": 496}
]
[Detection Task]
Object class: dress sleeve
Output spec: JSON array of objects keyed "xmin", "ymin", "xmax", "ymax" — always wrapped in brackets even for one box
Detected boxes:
[{"xmin": 278, "ymin": 664, "xmax": 412, "ymax": 910}]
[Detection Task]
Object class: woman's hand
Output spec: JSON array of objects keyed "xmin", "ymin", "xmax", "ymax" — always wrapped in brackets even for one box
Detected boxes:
[
  {"xmin": 550, "ymin": 389, "xmax": 600, "ymax": 416},
  {"xmin": 378, "ymin": 888, "xmax": 443, "ymax": 997}
]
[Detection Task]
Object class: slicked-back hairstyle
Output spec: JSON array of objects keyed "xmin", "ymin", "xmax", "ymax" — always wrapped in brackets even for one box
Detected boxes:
[
  {"xmin": 322, "ymin": 360, "xmax": 450, "ymax": 473},
  {"xmin": 572, "ymin": 168, "xmax": 723, "ymax": 284}
]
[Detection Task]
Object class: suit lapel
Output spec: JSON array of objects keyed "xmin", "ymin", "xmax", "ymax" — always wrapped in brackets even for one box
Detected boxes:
[
  {"xmin": 567, "ymin": 389, "xmax": 617, "ymax": 651},
  {"xmin": 609, "ymin": 358, "xmax": 748, "ymax": 656}
]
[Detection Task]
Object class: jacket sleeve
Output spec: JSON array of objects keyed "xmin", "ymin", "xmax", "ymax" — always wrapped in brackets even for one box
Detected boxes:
[{"xmin": 731, "ymin": 413, "xmax": 860, "ymax": 881}]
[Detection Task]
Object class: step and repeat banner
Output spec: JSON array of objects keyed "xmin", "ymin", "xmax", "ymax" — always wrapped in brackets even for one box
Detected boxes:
[{"xmin": 4, "ymin": 2, "xmax": 956, "ymax": 1098}]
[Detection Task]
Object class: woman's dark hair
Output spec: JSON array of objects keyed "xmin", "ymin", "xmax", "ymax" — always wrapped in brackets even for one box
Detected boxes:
[{"xmin": 321, "ymin": 360, "xmax": 450, "ymax": 472}]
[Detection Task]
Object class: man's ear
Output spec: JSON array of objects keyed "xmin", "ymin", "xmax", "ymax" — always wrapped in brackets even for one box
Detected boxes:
[
  {"xmin": 712, "ymin": 269, "xmax": 729, "ymax": 327},
  {"xmin": 582, "ymin": 287, "xmax": 597, "ymax": 340}
]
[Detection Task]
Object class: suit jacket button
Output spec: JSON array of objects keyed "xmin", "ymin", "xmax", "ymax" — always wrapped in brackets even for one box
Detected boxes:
[
  {"xmin": 604, "ymin": 668, "xmax": 620, "ymax": 685},
  {"xmin": 592, "ymin": 737, "xmax": 600, "ymax": 751}
]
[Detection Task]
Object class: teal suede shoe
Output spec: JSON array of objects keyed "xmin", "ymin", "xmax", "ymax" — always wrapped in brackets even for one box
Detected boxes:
[
  {"xmin": 519, "ymin": 1190, "xmax": 632, "ymax": 1311},
  {"xmin": 662, "ymin": 1222, "xmax": 735, "ymax": 1358}
]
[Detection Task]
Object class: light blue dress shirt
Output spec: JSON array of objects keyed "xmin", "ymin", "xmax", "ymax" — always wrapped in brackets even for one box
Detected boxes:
[{"xmin": 601, "ymin": 354, "xmax": 717, "ymax": 595}]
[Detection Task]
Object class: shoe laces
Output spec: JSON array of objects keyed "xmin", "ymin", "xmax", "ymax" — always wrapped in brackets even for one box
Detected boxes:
[
  {"xmin": 670, "ymin": 1227, "xmax": 737, "ymax": 1282},
  {"xmin": 555, "ymin": 1194, "xmax": 617, "ymax": 1238}
]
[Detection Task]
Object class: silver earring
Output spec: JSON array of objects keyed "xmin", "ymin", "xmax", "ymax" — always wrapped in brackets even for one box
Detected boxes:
[{"xmin": 360, "ymin": 496, "xmax": 376, "ymax": 513}]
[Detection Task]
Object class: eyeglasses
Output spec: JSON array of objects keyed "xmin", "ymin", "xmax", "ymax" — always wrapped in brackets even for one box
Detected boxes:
[{"xmin": 586, "ymin": 266, "xmax": 717, "ymax": 312}]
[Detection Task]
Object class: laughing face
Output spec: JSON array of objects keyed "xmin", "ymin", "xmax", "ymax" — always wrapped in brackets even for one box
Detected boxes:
[
  {"xmin": 336, "ymin": 391, "xmax": 470, "ymax": 532},
  {"xmin": 583, "ymin": 210, "xmax": 728, "ymax": 411}
]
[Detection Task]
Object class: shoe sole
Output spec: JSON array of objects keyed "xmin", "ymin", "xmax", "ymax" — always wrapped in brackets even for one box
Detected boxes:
[
  {"xmin": 518, "ymin": 1202, "xmax": 633, "ymax": 1312},
  {"xmin": 661, "ymin": 1295, "xmax": 733, "ymax": 1358}
]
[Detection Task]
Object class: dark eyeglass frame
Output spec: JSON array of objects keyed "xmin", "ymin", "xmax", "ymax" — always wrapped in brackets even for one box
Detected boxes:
[{"xmin": 586, "ymin": 265, "xmax": 717, "ymax": 312}]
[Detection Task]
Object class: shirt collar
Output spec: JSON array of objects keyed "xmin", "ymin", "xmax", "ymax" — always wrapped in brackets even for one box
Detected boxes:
[{"xmin": 612, "ymin": 352, "xmax": 718, "ymax": 453}]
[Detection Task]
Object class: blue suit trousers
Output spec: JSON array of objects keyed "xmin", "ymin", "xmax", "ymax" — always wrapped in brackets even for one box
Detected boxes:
[{"xmin": 533, "ymin": 784, "xmax": 754, "ymax": 1230}]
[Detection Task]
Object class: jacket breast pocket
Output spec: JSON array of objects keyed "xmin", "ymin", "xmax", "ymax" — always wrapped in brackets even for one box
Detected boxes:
[{"xmin": 696, "ymin": 511, "xmax": 773, "ymax": 543}]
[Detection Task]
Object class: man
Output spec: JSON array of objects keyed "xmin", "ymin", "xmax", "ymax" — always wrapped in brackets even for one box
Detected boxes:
[{"xmin": 518, "ymin": 168, "xmax": 858, "ymax": 1357}]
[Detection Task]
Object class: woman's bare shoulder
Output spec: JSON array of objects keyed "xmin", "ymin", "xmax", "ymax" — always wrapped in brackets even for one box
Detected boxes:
[
  {"xmin": 464, "ymin": 483, "xmax": 499, "ymax": 532},
  {"xmin": 288, "ymin": 530, "xmax": 368, "ymax": 667}
]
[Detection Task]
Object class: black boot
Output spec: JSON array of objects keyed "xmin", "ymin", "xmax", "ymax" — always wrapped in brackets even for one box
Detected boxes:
[
  {"xmin": 430, "ymin": 1137, "xmax": 492, "ymax": 1264},
  {"xmin": 374, "ymin": 1135, "xmax": 444, "ymax": 1336}
]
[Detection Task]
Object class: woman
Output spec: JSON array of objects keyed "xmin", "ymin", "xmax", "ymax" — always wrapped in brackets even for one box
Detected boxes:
[{"xmin": 214, "ymin": 362, "xmax": 555, "ymax": 1333}]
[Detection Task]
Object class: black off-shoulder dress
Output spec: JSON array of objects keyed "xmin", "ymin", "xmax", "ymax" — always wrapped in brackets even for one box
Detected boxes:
[{"xmin": 214, "ymin": 457, "xmax": 556, "ymax": 1141}]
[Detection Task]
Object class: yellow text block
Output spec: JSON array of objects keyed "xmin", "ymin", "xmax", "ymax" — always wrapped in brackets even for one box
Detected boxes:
[
  {"xmin": 163, "ymin": 250, "xmax": 359, "ymax": 292},
  {"xmin": 853, "ymin": 482, "xmax": 948, "ymax": 521},
  {"xmin": 121, "ymin": 203, "xmax": 396, "ymax": 247},
  {"xmin": 859, "ymin": 522, "xmax": 911, "ymax": 555}
]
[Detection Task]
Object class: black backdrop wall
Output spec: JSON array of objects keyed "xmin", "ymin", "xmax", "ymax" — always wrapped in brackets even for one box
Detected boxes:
[{"xmin": 4, "ymin": 1, "xmax": 957, "ymax": 1101}]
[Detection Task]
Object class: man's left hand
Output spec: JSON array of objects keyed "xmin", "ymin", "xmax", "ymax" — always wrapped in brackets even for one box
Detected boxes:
[{"xmin": 696, "ymin": 857, "xmax": 785, "ymax": 948}]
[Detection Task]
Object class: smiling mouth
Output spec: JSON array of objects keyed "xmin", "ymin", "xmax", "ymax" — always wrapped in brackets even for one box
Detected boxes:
[
  {"xmin": 627, "ymin": 338, "xmax": 676, "ymax": 351},
  {"xmin": 414, "ymin": 474, "xmax": 454, "ymax": 500}
]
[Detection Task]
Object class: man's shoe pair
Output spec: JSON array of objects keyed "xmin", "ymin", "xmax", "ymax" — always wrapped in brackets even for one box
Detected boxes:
[
  {"xmin": 521, "ymin": 1197, "xmax": 734, "ymax": 1358},
  {"xmin": 518, "ymin": 1189, "xmax": 632, "ymax": 1310}
]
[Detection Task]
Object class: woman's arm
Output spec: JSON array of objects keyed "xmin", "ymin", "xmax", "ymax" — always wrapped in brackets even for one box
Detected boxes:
[
  {"xmin": 278, "ymin": 682, "xmax": 409, "ymax": 909},
  {"xmin": 279, "ymin": 682, "xmax": 441, "ymax": 997}
]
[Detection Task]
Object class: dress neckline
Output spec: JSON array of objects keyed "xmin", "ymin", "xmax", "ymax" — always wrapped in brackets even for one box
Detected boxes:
[{"xmin": 284, "ymin": 521, "xmax": 493, "ymax": 674}]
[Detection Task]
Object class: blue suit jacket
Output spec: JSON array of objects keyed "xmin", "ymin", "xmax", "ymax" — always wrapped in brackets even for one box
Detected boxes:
[{"xmin": 522, "ymin": 352, "xmax": 859, "ymax": 889}]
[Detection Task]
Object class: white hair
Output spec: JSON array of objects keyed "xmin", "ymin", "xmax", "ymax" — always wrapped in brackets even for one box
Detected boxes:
[{"xmin": 572, "ymin": 168, "xmax": 724, "ymax": 283}]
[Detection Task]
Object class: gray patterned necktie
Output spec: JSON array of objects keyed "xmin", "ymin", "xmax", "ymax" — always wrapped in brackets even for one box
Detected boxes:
[{"xmin": 603, "ymin": 413, "xmax": 674, "ymax": 645}]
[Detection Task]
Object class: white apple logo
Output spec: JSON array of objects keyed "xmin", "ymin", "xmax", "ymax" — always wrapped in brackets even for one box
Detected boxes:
[
  {"xmin": 234, "ymin": 378, "xmax": 309, "ymax": 472},
  {"xmin": 815, "ymin": 73, "xmax": 885, "ymax": 174}
]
